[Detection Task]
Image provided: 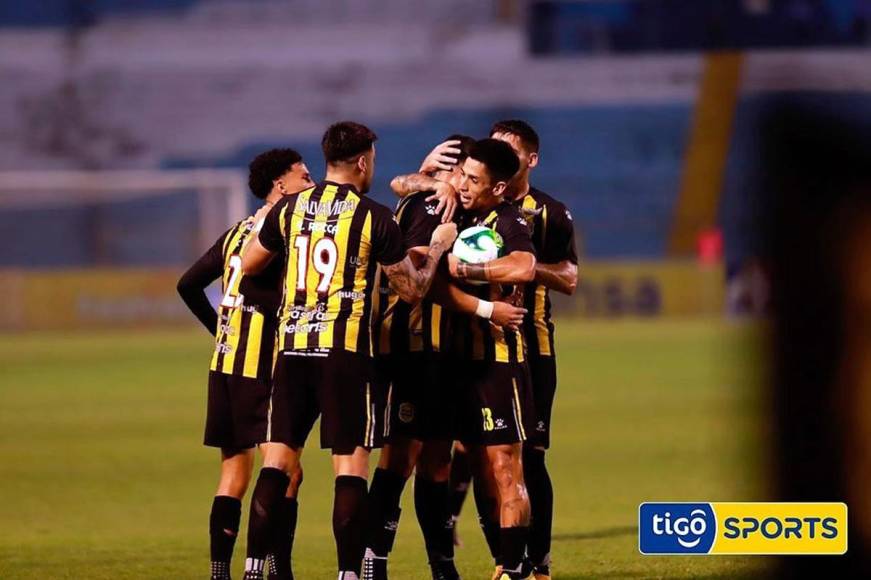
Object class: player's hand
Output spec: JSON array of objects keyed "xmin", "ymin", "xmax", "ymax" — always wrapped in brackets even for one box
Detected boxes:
[
  {"xmin": 430, "ymin": 222, "xmax": 458, "ymax": 249},
  {"xmin": 419, "ymin": 140, "xmax": 462, "ymax": 174},
  {"xmin": 490, "ymin": 301, "xmax": 527, "ymax": 331},
  {"xmin": 426, "ymin": 181, "xmax": 458, "ymax": 223}
]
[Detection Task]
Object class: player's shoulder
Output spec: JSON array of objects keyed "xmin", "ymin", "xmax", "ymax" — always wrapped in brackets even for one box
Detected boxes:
[
  {"xmin": 529, "ymin": 187, "xmax": 565, "ymax": 211},
  {"xmin": 356, "ymin": 195, "xmax": 401, "ymax": 230},
  {"xmin": 399, "ymin": 190, "xmax": 439, "ymax": 216},
  {"xmin": 496, "ymin": 200, "xmax": 526, "ymax": 223},
  {"xmin": 530, "ymin": 187, "xmax": 574, "ymax": 224}
]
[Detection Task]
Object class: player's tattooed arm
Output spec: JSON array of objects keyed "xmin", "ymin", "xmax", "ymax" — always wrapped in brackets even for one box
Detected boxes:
[
  {"xmin": 389, "ymin": 174, "xmax": 458, "ymax": 223},
  {"xmin": 383, "ymin": 223, "xmax": 458, "ymax": 303},
  {"xmin": 535, "ymin": 259, "xmax": 579, "ymax": 295},
  {"xmin": 390, "ymin": 172, "xmax": 441, "ymax": 197},
  {"xmin": 447, "ymin": 251, "xmax": 536, "ymax": 284},
  {"xmin": 241, "ymin": 237, "xmax": 276, "ymax": 275}
]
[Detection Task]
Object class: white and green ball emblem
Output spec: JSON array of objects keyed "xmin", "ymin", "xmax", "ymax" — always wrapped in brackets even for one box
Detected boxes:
[{"xmin": 452, "ymin": 226, "xmax": 504, "ymax": 280}]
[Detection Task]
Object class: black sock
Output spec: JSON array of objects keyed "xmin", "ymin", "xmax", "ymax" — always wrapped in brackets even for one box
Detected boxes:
[
  {"xmin": 523, "ymin": 447, "xmax": 553, "ymax": 569},
  {"xmin": 448, "ymin": 450, "xmax": 472, "ymax": 519},
  {"xmin": 334, "ymin": 475, "xmax": 368, "ymax": 574},
  {"xmin": 210, "ymin": 495, "xmax": 242, "ymax": 579},
  {"xmin": 499, "ymin": 526, "xmax": 530, "ymax": 575},
  {"xmin": 267, "ymin": 497, "xmax": 299, "ymax": 580},
  {"xmin": 472, "ymin": 478, "xmax": 501, "ymax": 564},
  {"xmin": 245, "ymin": 468, "xmax": 290, "ymax": 578},
  {"xmin": 365, "ymin": 467, "xmax": 407, "ymax": 558},
  {"xmin": 414, "ymin": 476, "xmax": 454, "ymax": 563}
]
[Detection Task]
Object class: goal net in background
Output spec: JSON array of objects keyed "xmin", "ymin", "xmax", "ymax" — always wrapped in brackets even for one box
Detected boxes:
[{"xmin": 0, "ymin": 169, "xmax": 248, "ymax": 331}]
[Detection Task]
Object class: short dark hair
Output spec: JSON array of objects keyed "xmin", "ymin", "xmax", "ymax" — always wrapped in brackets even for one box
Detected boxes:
[
  {"xmin": 248, "ymin": 148, "xmax": 303, "ymax": 199},
  {"xmin": 444, "ymin": 134, "xmax": 476, "ymax": 166},
  {"xmin": 490, "ymin": 119, "xmax": 540, "ymax": 153},
  {"xmin": 468, "ymin": 138, "xmax": 520, "ymax": 184},
  {"xmin": 322, "ymin": 121, "xmax": 377, "ymax": 164}
]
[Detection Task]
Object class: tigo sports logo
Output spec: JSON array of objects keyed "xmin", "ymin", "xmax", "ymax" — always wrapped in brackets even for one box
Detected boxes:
[{"xmin": 639, "ymin": 502, "xmax": 847, "ymax": 555}]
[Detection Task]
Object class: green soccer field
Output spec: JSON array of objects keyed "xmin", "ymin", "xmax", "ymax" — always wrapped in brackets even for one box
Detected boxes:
[{"xmin": 0, "ymin": 319, "xmax": 770, "ymax": 579}]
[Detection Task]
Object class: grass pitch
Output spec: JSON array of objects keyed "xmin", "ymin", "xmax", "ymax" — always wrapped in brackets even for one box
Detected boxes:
[{"xmin": 0, "ymin": 319, "xmax": 769, "ymax": 579}]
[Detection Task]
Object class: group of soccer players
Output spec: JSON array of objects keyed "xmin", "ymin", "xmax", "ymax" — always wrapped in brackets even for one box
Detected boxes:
[{"xmin": 178, "ymin": 119, "xmax": 578, "ymax": 580}]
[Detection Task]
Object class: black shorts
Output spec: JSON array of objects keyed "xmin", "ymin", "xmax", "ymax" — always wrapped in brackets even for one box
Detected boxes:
[
  {"xmin": 204, "ymin": 371, "xmax": 271, "ymax": 449},
  {"xmin": 457, "ymin": 360, "xmax": 534, "ymax": 446},
  {"xmin": 379, "ymin": 353, "xmax": 458, "ymax": 443},
  {"xmin": 526, "ymin": 355, "xmax": 557, "ymax": 449},
  {"xmin": 267, "ymin": 349, "xmax": 383, "ymax": 453}
]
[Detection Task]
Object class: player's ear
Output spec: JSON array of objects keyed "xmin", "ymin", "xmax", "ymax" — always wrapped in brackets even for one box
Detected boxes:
[
  {"xmin": 493, "ymin": 181, "xmax": 507, "ymax": 198},
  {"xmin": 356, "ymin": 154, "xmax": 367, "ymax": 174},
  {"xmin": 528, "ymin": 151, "xmax": 539, "ymax": 169}
]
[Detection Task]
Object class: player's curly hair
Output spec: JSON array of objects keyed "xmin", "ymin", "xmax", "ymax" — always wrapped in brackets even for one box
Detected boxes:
[
  {"xmin": 469, "ymin": 138, "xmax": 520, "ymax": 184},
  {"xmin": 490, "ymin": 119, "xmax": 540, "ymax": 153},
  {"xmin": 248, "ymin": 148, "xmax": 303, "ymax": 199}
]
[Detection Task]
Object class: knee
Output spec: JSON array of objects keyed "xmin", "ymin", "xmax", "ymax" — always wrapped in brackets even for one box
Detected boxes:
[
  {"xmin": 416, "ymin": 445, "xmax": 452, "ymax": 481},
  {"xmin": 287, "ymin": 464, "xmax": 304, "ymax": 497},
  {"xmin": 490, "ymin": 452, "xmax": 516, "ymax": 491},
  {"xmin": 379, "ymin": 441, "xmax": 419, "ymax": 479},
  {"xmin": 218, "ymin": 467, "xmax": 251, "ymax": 498}
]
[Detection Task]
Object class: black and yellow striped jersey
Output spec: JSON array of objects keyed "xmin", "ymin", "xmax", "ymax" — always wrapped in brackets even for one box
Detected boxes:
[
  {"xmin": 258, "ymin": 181, "xmax": 406, "ymax": 356},
  {"xmin": 210, "ymin": 217, "xmax": 283, "ymax": 380},
  {"xmin": 177, "ymin": 215, "xmax": 283, "ymax": 381},
  {"xmin": 515, "ymin": 187, "xmax": 578, "ymax": 357},
  {"xmin": 452, "ymin": 202, "xmax": 536, "ymax": 363},
  {"xmin": 372, "ymin": 191, "xmax": 449, "ymax": 356}
]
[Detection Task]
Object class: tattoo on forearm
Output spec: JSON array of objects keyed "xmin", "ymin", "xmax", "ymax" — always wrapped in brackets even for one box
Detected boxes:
[
  {"xmin": 457, "ymin": 261, "xmax": 488, "ymax": 282},
  {"xmin": 393, "ymin": 173, "xmax": 439, "ymax": 196},
  {"xmin": 388, "ymin": 241, "xmax": 447, "ymax": 301}
]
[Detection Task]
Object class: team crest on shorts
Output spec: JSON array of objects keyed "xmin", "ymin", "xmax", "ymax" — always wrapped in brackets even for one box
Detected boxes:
[{"xmin": 398, "ymin": 402, "xmax": 415, "ymax": 423}]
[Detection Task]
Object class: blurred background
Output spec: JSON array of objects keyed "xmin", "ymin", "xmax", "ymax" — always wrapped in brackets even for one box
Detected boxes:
[{"xmin": 2, "ymin": 1, "xmax": 870, "ymax": 578}]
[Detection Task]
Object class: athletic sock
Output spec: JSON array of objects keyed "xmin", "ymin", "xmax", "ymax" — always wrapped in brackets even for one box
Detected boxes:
[
  {"xmin": 245, "ymin": 468, "xmax": 291, "ymax": 580},
  {"xmin": 267, "ymin": 497, "xmax": 299, "ymax": 580},
  {"xmin": 523, "ymin": 447, "xmax": 553, "ymax": 570},
  {"xmin": 334, "ymin": 475, "xmax": 368, "ymax": 575},
  {"xmin": 448, "ymin": 448, "xmax": 472, "ymax": 520},
  {"xmin": 499, "ymin": 526, "xmax": 530, "ymax": 578},
  {"xmin": 365, "ymin": 467, "xmax": 408, "ymax": 558},
  {"xmin": 413, "ymin": 476, "xmax": 455, "ymax": 564},
  {"xmin": 210, "ymin": 495, "xmax": 242, "ymax": 579},
  {"xmin": 472, "ymin": 478, "xmax": 501, "ymax": 564}
]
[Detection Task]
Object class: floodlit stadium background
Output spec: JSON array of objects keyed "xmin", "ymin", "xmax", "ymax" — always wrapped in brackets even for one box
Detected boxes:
[{"xmin": 3, "ymin": 1, "xmax": 870, "ymax": 578}]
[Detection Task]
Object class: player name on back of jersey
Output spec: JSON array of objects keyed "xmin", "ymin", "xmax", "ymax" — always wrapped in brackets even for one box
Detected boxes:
[{"xmin": 299, "ymin": 198, "xmax": 357, "ymax": 217}]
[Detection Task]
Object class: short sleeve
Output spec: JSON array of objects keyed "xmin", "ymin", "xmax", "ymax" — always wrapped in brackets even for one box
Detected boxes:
[
  {"xmin": 371, "ymin": 205, "xmax": 407, "ymax": 266},
  {"xmin": 400, "ymin": 193, "xmax": 441, "ymax": 250},
  {"xmin": 543, "ymin": 202, "xmax": 578, "ymax": 264},
  {"xmin": 498, "ymin": 206, "xmax": 536, "ymax": 256},
  {"xmin": 258, "ymin": 198, "xmax": 289, "ymax": 252}
]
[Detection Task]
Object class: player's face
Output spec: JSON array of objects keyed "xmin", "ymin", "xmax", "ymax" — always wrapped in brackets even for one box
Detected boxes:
[
  {"xmin": 458, "ymin": 158, "xmax": 505, "ymax": 212},
  {"xmin": 491, "ymin": 132, "xmax": 538, "ymax": 174},
  {"xmin": 278, "ymin": 162, "xmax": 315, "ymax": 195}
]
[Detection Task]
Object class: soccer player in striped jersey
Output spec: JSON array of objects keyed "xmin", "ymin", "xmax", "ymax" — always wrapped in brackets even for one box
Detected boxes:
[
  {"xmin": 177, "ymin": 148, "xmax": 314, "ymax": 580},
  {"xmin": 446, "ymin": 139, "xmax": 537, "ymax": 580},
  {"xmin": 363, "ymin": 135, "xmax": 527, "ymax": 580},
  {"xmin": 239, "ymin": 122, "xmax": 458, "ymax": 580},
  {"xmin": 491, "ymin": 120, "xmax": 578, "ymax": 580}
]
